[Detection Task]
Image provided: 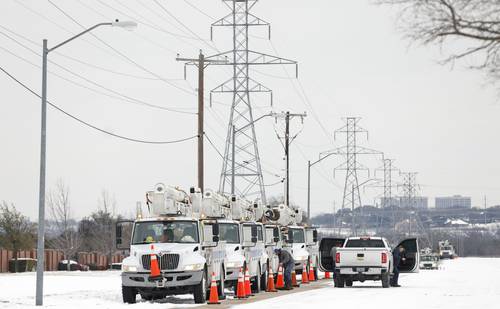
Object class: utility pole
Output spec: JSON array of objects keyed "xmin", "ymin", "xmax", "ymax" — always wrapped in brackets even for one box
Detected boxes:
[
  {"xmin": 209, "ymin": 0, "xmax": 298, "ymax": 203},
  {"xmin": 176, "ymin": 51, "xmax": 228, "ymax": 193},
  {"xmin": 273, "ymin": 111, "xmax": 306, "ymax": 206}
]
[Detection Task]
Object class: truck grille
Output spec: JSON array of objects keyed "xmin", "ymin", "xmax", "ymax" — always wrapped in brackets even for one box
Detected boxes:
[{"xmin": 141, "ymin": 254, "xmax": 180, "ymax": 270}]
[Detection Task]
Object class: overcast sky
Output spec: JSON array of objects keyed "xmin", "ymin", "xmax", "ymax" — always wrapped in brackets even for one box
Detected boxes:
[{"xmin": 1, "ymin": 0, "xmax": 499, "ymax": 220}]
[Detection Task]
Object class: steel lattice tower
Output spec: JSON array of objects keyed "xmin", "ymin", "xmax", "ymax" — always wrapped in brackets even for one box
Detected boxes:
[
  {"xmin": 400, "ymin": 172, "xmax": 418, "ymax": 208},
  {"xmin": 379, "ymin": 159, "xmax": 399, "ymax": 208},
  {"xmin": 209, "ymin": 0, "xmax": 297, "ymax": 203}
]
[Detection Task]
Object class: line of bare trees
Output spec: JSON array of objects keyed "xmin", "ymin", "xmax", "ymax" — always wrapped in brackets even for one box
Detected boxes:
[{"xmin": 0, "ymin": 180, "xmax": 125, "ymax": 270}]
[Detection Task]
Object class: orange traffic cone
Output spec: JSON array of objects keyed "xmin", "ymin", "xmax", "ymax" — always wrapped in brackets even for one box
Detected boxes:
[
  {"xmin": 244, "ymin": 266, "xmax": 253, "ymax": 297},
  {"xmin": 236, "ymin": 268, "xmax": 246, "ymax": 299},
  {"xmin": 325, "ymin": 271, "xmax": 331, "ymax": 279},
  {"xmin": 301, "ymin": 263, "xmax": 309, "ymax": 284},
  {"xmin": 275, "ymin": 264, "xmax": 285, "ymax": 289},
  {"xmin": 308, "ymin": 260, "xmax": 316, "ymax": 281},
  {"xmin": 149, "ymin": 245, "xmax": 161, "ymax": 280},
  {"xmin": 291, "ymin": 269, "xmax": 300, "ymax": 287},
  {"xmin": 266, "ymin": 265, "xmax": 277, "ymax": 292},
  {"xmin": 207, "ymin": 272, "xmax": 221, "ymax": 304}
]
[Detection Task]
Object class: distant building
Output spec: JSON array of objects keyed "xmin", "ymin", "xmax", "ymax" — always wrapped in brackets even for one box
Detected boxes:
[
  {"xmin": 380, "ymin": 197, "xmax": 400, "ymax": 208},
  {"xmin": 398, "ymin": 196, "xmax": 428, "ymax": 209},
  {"xmin": 435, "ymin": 195, "xmax": 471, "ymax": 209}
]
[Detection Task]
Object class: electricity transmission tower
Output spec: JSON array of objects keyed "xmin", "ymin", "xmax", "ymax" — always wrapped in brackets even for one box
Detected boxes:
[
  {"xmin": 400, "ymin": 172, "xmax": 419, "ymax": 209},
  {"xmin": 208, "ymin": 0, "xmax": 298, "ymax": 203},
  {"xmin": 377, "ymin": 159, "xmax": 399, "ymax": 208},
  {"xmin": 322, "ymin": 117, "xmax": 382, "ymax": 235}
]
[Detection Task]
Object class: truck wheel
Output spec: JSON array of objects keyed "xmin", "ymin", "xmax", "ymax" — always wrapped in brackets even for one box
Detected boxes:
[
  {"xmin": 193, "ymin": 270, "xmax": 208, "ymax": 304},
  {"xmin": 251, "ymin": 265, "xmax": 262, "ymax": 293},
  {"xmin": 314, "ymin": 267, "xmax": 319, "ymax": 281},
  {"xmin": 381, "ymin": 273, "xmax": 390, "ymax": 288},
  {"xmin": 345, "ymin": 279, "xmax": 353, "ymax": 287},
  {"xmin": 335, "ymin": 275, "xmax": 345, "ymax": 288},
  {"xmin": 140, "ymin": 293, "xmax": 153, "ymax": 301},
  {"xmin": 122, "ymin": 286, "xmax": 137, "ymax": 304}
]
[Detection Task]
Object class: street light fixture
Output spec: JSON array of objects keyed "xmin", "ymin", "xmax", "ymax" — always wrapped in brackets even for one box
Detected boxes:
[{"xmin": 35, "ymin": 20, "xmax": 137, "ymax": 306}]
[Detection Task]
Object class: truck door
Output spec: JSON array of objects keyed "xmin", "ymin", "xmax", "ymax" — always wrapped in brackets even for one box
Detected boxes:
[
  {"xmin": 115, "ymin": 220, "xmax": 134, "ymax": 250},
  {"xmin": 394, "ymin": 238, "xmax": 420, "ymax": 273},
  {"xmin": 318, "ymin": 238, "xmax": 345, "ymax": 272}
]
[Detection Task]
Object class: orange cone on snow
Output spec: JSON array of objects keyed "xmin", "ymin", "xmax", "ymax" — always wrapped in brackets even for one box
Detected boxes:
[
  {"xmin": 149, "ymin": 245, "xmax": 161, "ymax": 280},
  {"xmin": 301, "ymin": 263, "xmax": 309, "ymax": 284},
  {"xmin": 236, "ymin": 268, "xmax": 246, "ymax": 299},
  {"xmin": 275, "ymin": 264, "xmax": 285, "ymax": 289},
  {"xmin": 325, "ymin": 271, "xmax": 331, "ymax": 279},
  {"xmin": 207, "ymin": 272, "xmax": 221, "ymax": 304},
  {"xmin": 244, "ymin": 266, "xmax": 253, "ymax": 297},
  {"xmin": 308, "ymin": 259, "xmax": 316, "ymax": 281},
  {"xmin": 291, "ymin": 269, "xmax": 300, "ymax": 287},
  {"xmin": 266, "ymin": 265, "xmax": 277, "ymax": 292}
]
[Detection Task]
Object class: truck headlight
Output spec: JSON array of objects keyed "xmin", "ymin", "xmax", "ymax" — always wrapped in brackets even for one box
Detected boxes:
[
  {"xmin": 122, "ymin": 265, "xmax": 138, "ymax": 272},
  {"xmin": 226, "ymin": 261, "xmax": 243, "ymax": 269},
  {"xmin": 183, "ymin": 263, "xmax": 204, "ymax": 271}
]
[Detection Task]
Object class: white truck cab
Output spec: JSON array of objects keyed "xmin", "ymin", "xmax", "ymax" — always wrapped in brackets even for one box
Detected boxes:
[
  {"xmin": 264, "ymin": 224, "xmax": 282, "ymax": 275},
  {"xmin": 319, "ymin": 236, "xmax": 420, "ymax": 288},
  {"xmin": 240, "ymin": 221, "xmax": 269, "ymax": 293},
  {"xmin": 282, "ymin": 225, "xmax": 310, "ymax": 272},
  {"xmin": 116, "ymin": 185, "xmax": 225, "ymax": 304},
  {"xmin": 305, "ymin": 227, "xmax": 319, "ymax": 278}
]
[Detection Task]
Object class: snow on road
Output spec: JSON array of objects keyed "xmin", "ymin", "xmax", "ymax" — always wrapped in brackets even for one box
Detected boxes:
[
  {"xmin": 233, "ymin": 258, "xmax": 500, "ymax": 309},
  {"xmin": 0, "ymin": 258, "xmax": 498, "ymax": 308}
]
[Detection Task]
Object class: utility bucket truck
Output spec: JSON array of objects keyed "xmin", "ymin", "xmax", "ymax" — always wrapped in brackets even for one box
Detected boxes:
[{"xmin": 115, "ymin": 184, "xmax": 225, "ymax": 304}]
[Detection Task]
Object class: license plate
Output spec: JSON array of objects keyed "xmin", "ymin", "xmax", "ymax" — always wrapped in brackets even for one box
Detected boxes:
[
  {"xmin": 357, "ymin": 256, "xmax": 364, "ymax": 260},
  {"xmin": 356, "ymin": 267, "xmax": 365, "ymax": 272}
]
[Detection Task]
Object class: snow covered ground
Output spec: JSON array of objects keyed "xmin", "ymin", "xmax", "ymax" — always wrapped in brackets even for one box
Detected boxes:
[
  {"xmin": 234, "ymin": 258, "xmax": 500, "ymax": 309},
  {"xmin": 0, "ymin": 258, "xmax": 498, "ymax": 308}
]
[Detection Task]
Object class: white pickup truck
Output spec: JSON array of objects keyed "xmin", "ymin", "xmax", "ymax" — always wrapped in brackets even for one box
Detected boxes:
[{"xmin": 319, "ymin": 237, "xmax": 419, "ymax": 288}]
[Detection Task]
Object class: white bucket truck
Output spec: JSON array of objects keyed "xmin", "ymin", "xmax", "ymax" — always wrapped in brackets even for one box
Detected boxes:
[{"xmin": 116, "ymin": 184, "xmax": 225, "ymax": 304}]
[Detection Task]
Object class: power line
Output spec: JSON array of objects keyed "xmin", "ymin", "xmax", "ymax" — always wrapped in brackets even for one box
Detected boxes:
[
  {"xmin": 47, "ymin": 0, "xmax": 197, "ymax": 97},
  {"xmin": 0, "ymin": 30, "xmax": 197, "ymax": 115},
  {"xmin": 0, "ymin": 65, "xmax": 199, "ymax": 144},
  {"xmin": 182, "ymin": 0, "xmax": 216, "ymax": 20}
]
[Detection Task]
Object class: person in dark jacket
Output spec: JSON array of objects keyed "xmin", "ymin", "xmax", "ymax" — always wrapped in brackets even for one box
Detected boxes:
[
  {"xmin": 391, "ymin": 246, "xmax": 406, "ymax": 287},
  {"xmin": 274, "ymin": 248, "xmax": 295, "ymax": 290}
]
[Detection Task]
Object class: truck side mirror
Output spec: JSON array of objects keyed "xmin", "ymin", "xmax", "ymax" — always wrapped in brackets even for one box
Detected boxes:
[
  {"xmin": 212, "ymin": 224, "xmax": 220, "ymax": 243},
  {"xmin": 273, "ymin": 227, "xmax": 280, "ymax": 243},
  {"xmin": 312, "ymin": 230, "xmax": 318, "ymax": 243},
  {"xmin": 115, "ymin": 221, "xmax": 133, "ymax": 250},
  {"xmin": 251, "ymin": 225, "xmax": 258, "ymax": 243}
]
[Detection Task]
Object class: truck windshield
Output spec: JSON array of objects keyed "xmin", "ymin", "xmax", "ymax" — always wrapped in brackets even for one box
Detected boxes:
[
  {"xmin": 345, "ymin": 239, "xmax": 385, "ymax": 248},
  {"xmin": 219, "ymin": 223, "xmax": 240, "ymax": 244},
  {"xmin": 132, "ymin": 221, "xmax": 199, "ymax": 244},
  {"xmin": 289, "ymin": 228, "xmax": 305, "ymax": 243}
]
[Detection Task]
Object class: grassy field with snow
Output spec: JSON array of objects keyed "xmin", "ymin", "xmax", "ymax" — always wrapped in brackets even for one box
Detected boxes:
[{"xmin": 0, "ymin": 258, "xmax": 498, "ymax": 308}]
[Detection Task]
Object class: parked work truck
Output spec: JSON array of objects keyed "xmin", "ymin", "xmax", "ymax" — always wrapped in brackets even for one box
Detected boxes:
[
  {"xmin": 319, "ymin": 236, "xmax": 419, "ymax": 288},
  {"xmin": 116, "ymin": 184, "xmax": 227, "ymax": 304}
]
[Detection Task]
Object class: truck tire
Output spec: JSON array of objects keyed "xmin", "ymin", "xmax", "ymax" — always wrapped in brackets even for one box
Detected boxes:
[
  {"xmin": 122, "ymin": 286, "xmax": 137, "ymax": 304},
  {"xmin": 335, "ymin": 275, "xmax": 345, "ymax": 288},
  {"xmin": 345, "ymin": 279, "xmax": 353, "ymax": 287},
  {"xmin": 140, "ymin": 293, "xmax": 153, "ymax": 301},
  {"xmin": 381, "ymin": 273, "xmax": 390, "ymax": 288},
  {"xmin": 193, "ymin": 270, "xmax": 208, "ymax": 304},
  {"xmin": 314, "ymin": 267, "xmax": 319, "ymax": 281}
]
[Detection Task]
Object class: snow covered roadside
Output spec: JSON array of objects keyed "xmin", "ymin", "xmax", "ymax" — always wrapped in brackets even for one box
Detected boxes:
[
  {"xmin": 0, "ymin": 270, "xmax": 199, "ymax": 308},
  {"xmin": 232, "ymin": 258, "xmax": 500, "ymax": 309}
]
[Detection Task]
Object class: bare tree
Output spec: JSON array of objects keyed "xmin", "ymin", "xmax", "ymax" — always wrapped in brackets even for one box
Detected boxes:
[
  {"xmin": 47, "ymin": 180, "xmax": 80, "ymax": 270},
  {"xmin": 380, "ymin": 0, "xmax": 500, "ymax": 83},
  {"xmin": 86, "ymin": 190, "xmax": 121, "ymax": 267},
  {"xmin": 0, "ymin": 202, "xmax": 36, "ymax": 272}
]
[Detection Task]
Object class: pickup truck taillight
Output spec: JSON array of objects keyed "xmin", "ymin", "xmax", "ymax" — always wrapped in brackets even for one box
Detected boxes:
[
  {"xmin": 381, "ymin": 252, "xmax": 387, "ymax": 264},
  {"xmin": 335, "ymin": 252, "xmax": 340, "ymax": 264}
]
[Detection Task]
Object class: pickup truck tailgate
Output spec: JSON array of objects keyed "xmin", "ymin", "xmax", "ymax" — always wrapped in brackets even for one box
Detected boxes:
[{"xmin": 337, "ymin": 248, "xmax": 384, "ymax": 267}]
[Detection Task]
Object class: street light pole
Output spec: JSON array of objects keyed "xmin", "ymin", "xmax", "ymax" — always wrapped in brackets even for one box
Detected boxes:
[
  {"xmin": 35, "ymin": 39, "xmax": 48, "ymax": 306},
  {"xmin": 35, "ymin": 20, "xmax": 137, "ymax": 306}
]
